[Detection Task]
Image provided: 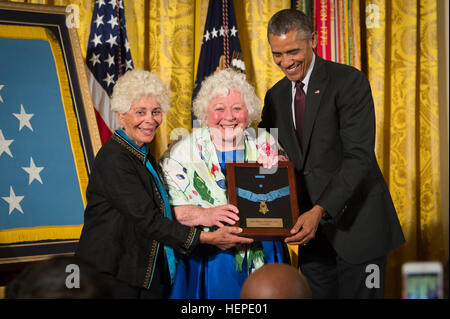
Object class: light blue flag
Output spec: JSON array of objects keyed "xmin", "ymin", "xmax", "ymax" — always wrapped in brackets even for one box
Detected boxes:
[{"xmin": 0, "ymin": 37, "xmax": 84, "ymax": 241}]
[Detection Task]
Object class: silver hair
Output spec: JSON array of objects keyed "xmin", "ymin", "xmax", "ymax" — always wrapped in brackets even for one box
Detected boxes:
[
  {"xmin": 110, "ymin": 69, "xmax": 171, "ymax": 114},
  {"xmin": 193, "ymin": 68, "xmax": 261, "ymax": 125}
]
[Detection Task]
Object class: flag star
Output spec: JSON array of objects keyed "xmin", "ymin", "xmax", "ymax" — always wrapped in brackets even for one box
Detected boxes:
[
  {"xmin": 210, "ymin": 27, "xmax": 218, "ymax": 38},
  {"xmin": 22, "ymin": 157, "xmax": 44, "ymax": 185},
  {"xmin": 96, "ymin": 0, "xmax": 105, "ymax": 8},
  {"xmin": 89, "ymin": 53, "xmax": 101, "ymax": 66},
  {"xmin": 0, "ymin": 129, "xmax": 14, "ymax": 158},
  {"xmin": 13, "ymin": 104, "xmax": 34, "ymax": 132},
  {"xmin": 203, "ymin": 30, "xmax": 210, "ymax": 42},
  {"xmin": 230, "ymin": 26, "xmax": 238, "ymax": 36},
  {"xmin": 91, "ymin": 33, "xmax": 102, "ymax": 47},
  {"xmin": 125, "ymin": 59, "xmax": 133, "ymax": 70},
  {"xmin": 105, "ymin": 34, "xmax": 118, "ymax": 48},
  {"xmin": 118, "ymin": 0, "xmax": 124, "ymax": 9},
  {"xmin": 103, "ymin": 72, "xmax": 115, "ymax": 87},
  {"xmin": 107, "ymin": 15, "xmax": 118, "ymax": 29},
  {"xmin": 2, "ymin": 186, "xmax": 24, "ymax": 215},
  {"xmin": 109, "ymin": 0, "xmax": 117, "ymax": 10},
  {"xmin": 105, "ymin": 53, "xmax": 115, "ymax": 67},
  {"xmin": 94, "ymin": 14, "xmax": 104, "ymax": 28},
  {"xmin": 0, "ymin": 84, "xmax": 4, "ymax": 103},
  {"xmin": 219, "ymin": 26, "xmax": 225, "ymax": 36},
  {"xmin": 124, "ymin": 39, "xmax": 130, "ymax": 52}
]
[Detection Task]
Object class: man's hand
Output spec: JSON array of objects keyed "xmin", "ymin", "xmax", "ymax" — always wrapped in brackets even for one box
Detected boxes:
[{"xmin": 284, "ymin": 205, "xmax": 325, "ymax": 246}]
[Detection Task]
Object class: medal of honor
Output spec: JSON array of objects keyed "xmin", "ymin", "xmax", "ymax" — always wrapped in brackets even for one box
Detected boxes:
[
  {"xmin": 237, "ymin": 186, "xmax": 290, "ymax": 217},
  {"xmin": 225, "ymin": 161, "xmax": 300, "ymax": 240},
  {"xmin": 259, "ymin": 200, "xmax": 269, "ymax": 215}
]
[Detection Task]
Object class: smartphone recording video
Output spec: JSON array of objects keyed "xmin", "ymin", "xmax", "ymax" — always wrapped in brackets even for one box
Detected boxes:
[{"xmin": 402, "ymin": 262, "xmax": 443, "ymax": 299}]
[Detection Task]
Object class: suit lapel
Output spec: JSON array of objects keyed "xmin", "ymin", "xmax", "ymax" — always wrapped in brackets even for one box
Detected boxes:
[{"xmin": 301, "ymin": 56, "xmax": 328, "ymax": 168}]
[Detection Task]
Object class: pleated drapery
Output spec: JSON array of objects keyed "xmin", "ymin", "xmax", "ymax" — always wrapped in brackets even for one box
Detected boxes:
[{"xmin": 3, "ymin": 0, "xmax": 446, "ymax": 298}]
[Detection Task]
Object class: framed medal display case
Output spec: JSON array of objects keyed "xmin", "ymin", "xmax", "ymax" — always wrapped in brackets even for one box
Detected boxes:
[{"xmin": 226, "ymin": 161, "xmax": 299, "ymax": 240}]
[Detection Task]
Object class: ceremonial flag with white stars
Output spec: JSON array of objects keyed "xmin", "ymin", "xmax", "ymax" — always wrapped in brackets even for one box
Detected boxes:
[
  {"xmin": 0, "ymin": 36, "xmax": 85, "ymax": 236},
  {"xmin": 192, "ymin": 0, "xmax": 245, "ymax": 126},
  {"xmin": 0, "ymin": 84, "xmax": 4, "ymax": 103},
  {"xmin": 86, "ymin": 0, "xmax": 134, "ymax": 143}
]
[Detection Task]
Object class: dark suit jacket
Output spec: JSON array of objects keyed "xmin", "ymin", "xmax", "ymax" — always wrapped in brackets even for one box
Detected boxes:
[
  {"xmin": 260, "ymin": 55, "xmax": 405, "ymax": 264},
  {"xmin": 76, "ymin": 133, "xmax": 200, "ymax": 290}
]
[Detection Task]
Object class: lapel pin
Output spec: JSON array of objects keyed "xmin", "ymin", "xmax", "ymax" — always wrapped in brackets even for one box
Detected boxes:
[{"xmin": 314, "ymin": 90, "xmax": 320, "ymax": 94}]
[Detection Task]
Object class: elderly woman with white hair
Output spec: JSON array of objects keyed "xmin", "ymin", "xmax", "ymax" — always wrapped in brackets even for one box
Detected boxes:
[
  {"xmin": 76, "ymin": 69, "xmax": 253, "ymax": 299},
  {"xmin": 160, "ymin": 68, "xmax": 288, "ymax": 299}
]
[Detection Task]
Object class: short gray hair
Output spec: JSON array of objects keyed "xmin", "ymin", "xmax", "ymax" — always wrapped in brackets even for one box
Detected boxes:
[
  {"xmin": 267, "ymin": 9, "xmax": 314, "ymax": 39},
  {"xmin": 193, "ymin": 68, "xmax": 261, "ymax": 126},
  {"xmin": 111, "ymin": 69, "xmax": 171, "ymax": 114}
]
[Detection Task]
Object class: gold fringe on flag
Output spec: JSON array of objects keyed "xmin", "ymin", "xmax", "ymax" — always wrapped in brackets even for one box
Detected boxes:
[{"xmin": 0, "ymin": 24, "xmax": 87, "ymax": 244}]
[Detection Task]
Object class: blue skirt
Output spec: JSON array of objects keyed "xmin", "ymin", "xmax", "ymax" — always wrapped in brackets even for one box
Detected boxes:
[{"xmin": 169, "ymin": 241, "xmax": 286, "ymax": 299}]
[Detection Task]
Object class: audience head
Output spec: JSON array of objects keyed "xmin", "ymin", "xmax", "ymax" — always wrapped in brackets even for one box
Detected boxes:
[
  {"xmin": 241, "ymin": 263, "xmax": 311, "ymax": 299},
  {"xmin": 6, "ymin": 255, "xmax": 111, "ymax": 299}
]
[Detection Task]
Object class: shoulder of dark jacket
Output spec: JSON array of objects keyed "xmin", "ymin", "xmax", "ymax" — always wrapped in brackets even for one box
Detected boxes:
[
  {"xmin": 316, "ymin": 56, "xmax": 366, "ymax": 81},
  {"xmin": 266, "ymin": 76, "xmax": 291, "ymax": 96}
]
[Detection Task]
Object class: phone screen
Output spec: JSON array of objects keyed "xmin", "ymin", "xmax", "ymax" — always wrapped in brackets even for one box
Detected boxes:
[{"xmin": 403, "ymin": 272, "xmax": 442, "ymax": 299}]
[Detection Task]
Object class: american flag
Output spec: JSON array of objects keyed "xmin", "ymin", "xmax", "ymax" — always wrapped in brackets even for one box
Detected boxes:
[
  {"xmin": 192, "ymin": 0, "xmax": 244, "ymax": 126},
  {"xmin": 86, "ymin": 0, "xmax": 134, "ymax": 144}
]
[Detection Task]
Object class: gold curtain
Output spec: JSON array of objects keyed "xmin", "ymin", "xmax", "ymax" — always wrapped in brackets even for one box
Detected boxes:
[
  {"xmin": 3, "ymin": 0, "xmax": 287, "ymax": 159},
  {"xmin": 366, "ymin": 0, "xmax": 444, "ymax": 298},
  {"xmin": 3, "ymin": 0, "xmax": 446, "ymax": 298}
]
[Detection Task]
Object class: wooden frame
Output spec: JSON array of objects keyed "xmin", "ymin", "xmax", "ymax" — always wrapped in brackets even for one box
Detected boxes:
[
  {"xmin": 0, "ymin": 2, "xmax": 100, "ymax": 266},
  {"xmin": 226, "ymin": 161, "xmax": 299, "ymax": 240}
]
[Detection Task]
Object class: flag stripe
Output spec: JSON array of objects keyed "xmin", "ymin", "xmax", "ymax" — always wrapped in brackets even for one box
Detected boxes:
[
  {"xmin": 94, "ymin": 108, "xmax": 113, "ymax": 143},
  {"xmin": 87, "ymin": 70, "xmax": 119, "ymax": 133}
]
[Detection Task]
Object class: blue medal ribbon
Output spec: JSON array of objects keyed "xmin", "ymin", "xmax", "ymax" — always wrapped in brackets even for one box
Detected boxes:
[{"xmin": 237, "ymin": 186, "xmax": 290, "ymax": 202}]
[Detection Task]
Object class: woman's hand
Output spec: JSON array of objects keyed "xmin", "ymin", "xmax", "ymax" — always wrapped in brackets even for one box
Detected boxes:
[
  {"xmin": 200, "ymin": 226, "xmax": 253, "ymax": 250},
  {"xmin": 203, "ymin": 204, "xmax": 239, "ymax": 227},
  {"xmin": 173, "ymin": 204, "xmax": 239, "ymax": 227},
  {"xmin": 257, "ymin": 154, "xmax": 287, "ymax": 169}
]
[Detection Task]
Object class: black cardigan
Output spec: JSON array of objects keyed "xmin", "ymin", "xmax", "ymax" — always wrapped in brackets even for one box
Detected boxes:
[{"xmin": 76, "ymin": 133, "xmax": 200, "ymax": 290}]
